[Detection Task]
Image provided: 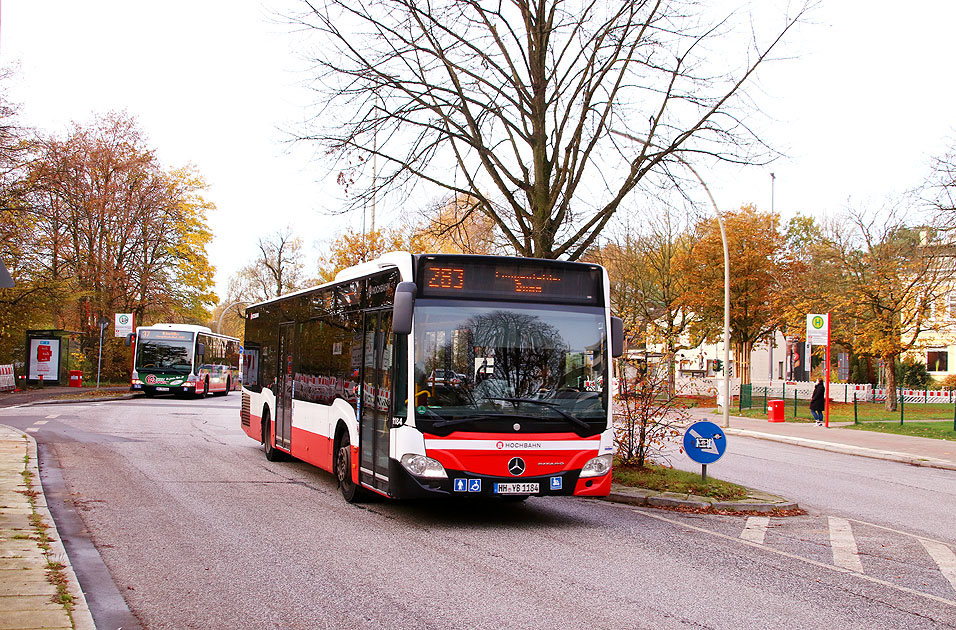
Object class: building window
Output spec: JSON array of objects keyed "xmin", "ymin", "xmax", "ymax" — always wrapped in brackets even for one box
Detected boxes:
[{"xmin": 927, "ymin": 350, "xmax": 948, "ymax": 372}]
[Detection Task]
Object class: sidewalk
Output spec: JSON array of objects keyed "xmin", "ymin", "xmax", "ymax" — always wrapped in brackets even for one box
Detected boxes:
[
  {"xmin": 0, "ymin": 425, "xmax": 94, "ymax": 630},
  {"xmin": 0, "ymin": 385, "xmax": 132, "ymax": 410},
  {"xmin": 689, "ymin": 407, "xmax": 956, "ymax": 471}
]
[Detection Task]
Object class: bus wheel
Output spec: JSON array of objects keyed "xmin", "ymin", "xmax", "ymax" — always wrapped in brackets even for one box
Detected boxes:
[
  {"xmin": 218, "ymin": 377, "xmax": 231, "ymax": 397},
  {"xmin": 336, "ymin": 433, "xmax": 363, "ymax": 503},
  {"xmin": 262, "ymin": 411, "xmax": 285, "ymax": 462},
  {"xmin": 200, "ymin": 377, "xmax": 211, "ymax": 399},
  {"xmin": 143, "ymin": 388, "xmax": 155, "ymax": 398}
]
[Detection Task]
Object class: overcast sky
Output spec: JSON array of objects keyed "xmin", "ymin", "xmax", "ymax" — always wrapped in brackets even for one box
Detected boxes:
[{"xmin": 2, "ymin": 1, "xmax": 954, "ymax": 299}]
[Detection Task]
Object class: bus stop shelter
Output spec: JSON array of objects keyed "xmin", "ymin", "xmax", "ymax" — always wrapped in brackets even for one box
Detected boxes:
[{"xmin": 24, "ymin": 329, "xmax": 81, "ymax": 385}]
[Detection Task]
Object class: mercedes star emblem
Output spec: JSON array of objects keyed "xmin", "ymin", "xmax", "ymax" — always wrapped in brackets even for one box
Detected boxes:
[{"xmin": 508, "ymin": 457, "xmax": 526, "ymax": 476}]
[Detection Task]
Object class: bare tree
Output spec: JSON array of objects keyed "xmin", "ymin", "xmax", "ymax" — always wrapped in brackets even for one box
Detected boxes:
[
  {"xmin": 927, "ymin": 146, "xmax": 956, "ymax": 223},
  {"xmin": 228, "ymin": 227, "xmax": 306, "ymax": 302},
  {"xmin": 291, "ymin": 0, "xmax": 807, "ymax": 259}
]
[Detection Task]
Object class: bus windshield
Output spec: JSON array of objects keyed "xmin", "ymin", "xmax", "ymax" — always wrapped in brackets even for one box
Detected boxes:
[
  {"xmin": 411, "ymin": 301, "xmax": 608, "ymax": 433},
  {"xmin": 136, "ymin": 331, "xmax": 195, "ymax": 374}
]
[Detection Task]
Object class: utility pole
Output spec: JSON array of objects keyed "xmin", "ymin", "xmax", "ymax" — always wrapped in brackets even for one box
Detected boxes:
[{"xmin": 769, "ymin": 172, "xmax": 776, "ymax": 381}]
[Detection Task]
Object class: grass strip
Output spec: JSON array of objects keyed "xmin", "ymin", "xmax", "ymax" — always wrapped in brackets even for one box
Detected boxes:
[
  {"xmin": 613, "ymin": 460, "xmax": 749, "ymax": 500},
  {"xmin": 842, "ymin": 421, "xmax": 956, "ymax": 441}
]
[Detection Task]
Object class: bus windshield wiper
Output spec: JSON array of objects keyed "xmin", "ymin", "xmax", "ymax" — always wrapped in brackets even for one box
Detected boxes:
[
  {"xmin": 486, "ymin": 397, "xmax": 596, "ymax": 436},
  {"xmin": 418, "ymin": 406, "xmax": 504, "ymax": 431}
]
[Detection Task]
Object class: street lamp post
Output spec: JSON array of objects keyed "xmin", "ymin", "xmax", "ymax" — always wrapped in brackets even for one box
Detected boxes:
[
  {"xmin": 609, "ymin": 129, "xmax": 731, "ymax": 428},
  {"xmin": 217, "ymin": 302, "xmax": 245, "ymax": 334},
  {"xmin": 96, "ymin": 317, "xmax": 110, "ymax": 389}
]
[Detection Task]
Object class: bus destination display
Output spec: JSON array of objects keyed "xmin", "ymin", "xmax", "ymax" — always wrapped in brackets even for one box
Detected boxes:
[
  {"xmin": 419, "ymin": 258, "xmax": 601, "ymax": 305},
  {"xmin": 140, "ymin": 330, "xmax": 194, "ymax": 342}
]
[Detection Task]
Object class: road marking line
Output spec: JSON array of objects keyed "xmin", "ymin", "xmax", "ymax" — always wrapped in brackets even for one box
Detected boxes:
[
  {"xmin": 26, "ymin": 427, "xmax": 38, "ymax": 433},
  {"xmin": 35, "ymin": 420, "xmax": 48, "ymax": 425},
  {"xmin": 920, "ymin": 539, "xmax": 956, "ymax": 593},
  {"xmin": 829, "ymin": 516, "xmax": 864, "ymax": 573},
  {"xmin": 45, "ymin": 414, "xmax": 59, "ymax": 419},
  {"xmin": 847, "ymin": 517, "xmax": 954, "ymax": 548},
  {"xmin": 740, "ymin": 516, "xmax": 770, "ymax": 544},
  {"xmin": 635, "ymin": 509, "xmax": 956, "ymax": 608}
]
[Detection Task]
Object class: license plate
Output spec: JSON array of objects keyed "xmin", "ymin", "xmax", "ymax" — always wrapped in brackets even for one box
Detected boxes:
[
  {"xmin": 494, "ymin": 482, "xmax": 539, "ymax": 495},
  {"xmin": 156, "ymin": 387, "xmax": 169, "ymax": 392}
]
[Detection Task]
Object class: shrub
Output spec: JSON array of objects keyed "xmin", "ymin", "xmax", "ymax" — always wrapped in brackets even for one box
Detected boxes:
[{"xmin": 614, "ymin": 358, "xmax": 689, "ymax": 468}]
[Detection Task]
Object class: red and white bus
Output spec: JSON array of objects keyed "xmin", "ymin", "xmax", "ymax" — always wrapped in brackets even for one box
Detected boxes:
[{"xmin": 240, "ymin": 253, "xmax": 623, "ymax": 502}]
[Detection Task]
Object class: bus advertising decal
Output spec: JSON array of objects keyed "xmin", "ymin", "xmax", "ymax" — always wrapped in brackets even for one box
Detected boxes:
[{"xmin": 143, "ymin": 374, "xmax": 185, "ymax": 386}]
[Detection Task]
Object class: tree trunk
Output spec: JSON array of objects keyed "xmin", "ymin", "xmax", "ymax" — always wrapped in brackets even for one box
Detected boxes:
[
  {"xmin": 733, "ymin": 341, "xmax": 754, "ymax": 385},
  {"xmin": 884, "ymin": 353, "xmax": 898, "ymax": 412},
  {"xmin": 665, "ymin": 344, "xmax": 676, "ymax": 397}
]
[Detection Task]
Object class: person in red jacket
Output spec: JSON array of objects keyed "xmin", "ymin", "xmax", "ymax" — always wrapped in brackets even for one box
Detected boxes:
[{"xmin": 810, "ymin": 378, "xmax": 825, "ymax": 426}]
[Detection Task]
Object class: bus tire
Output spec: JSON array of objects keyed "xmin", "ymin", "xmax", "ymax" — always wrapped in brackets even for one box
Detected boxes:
[
  {"xmin": 262, "ymin": 410, "xmax": 285, "ymax": 462},
  {"xmin": 336, "ymin": 432, "xmax": 364, "ymax": 503},
  {"xmin": 200, "ymin": 377, "xmax": 211, "ymax": 399},
  {"xmin": 143, "ymin": 388, "xmax": 155, "ymax": 398},
  {"xmin": 219, "ymin": 377, "xmax": 231, "ymax": 396}
]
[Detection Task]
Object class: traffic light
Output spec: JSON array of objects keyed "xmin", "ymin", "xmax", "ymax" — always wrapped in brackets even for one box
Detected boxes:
[{"xmin": 714, "ymin": 359, "xmax": 723, "ymax": 372}]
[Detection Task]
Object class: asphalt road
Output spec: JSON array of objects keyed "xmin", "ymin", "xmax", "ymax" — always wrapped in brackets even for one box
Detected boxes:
[
  {"xmin": 667, "ymin": 431, "xmax": 956, "ymax": 542},
  {"xmin": 2, "ymin": 397, "xmax": 955, "ymax": 629}
]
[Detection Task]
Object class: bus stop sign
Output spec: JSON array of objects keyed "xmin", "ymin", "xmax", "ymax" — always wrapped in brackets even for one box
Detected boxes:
[{"xmin": 683, "ymin": 421, "xmax": 727, "ymax": 465}]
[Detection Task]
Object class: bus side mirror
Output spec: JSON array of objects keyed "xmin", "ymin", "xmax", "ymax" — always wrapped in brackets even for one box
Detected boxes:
[
  {"xmin": 196, "ymin": 343, "xmax": 205, "ymax": 357},
  {"xmin": 611, "ymin": 316, "xmax": 624, "ymax": 358},
  {"xmin": 393, "ymin": 282, "xmax": 416, "ymax": 335},
  {"xmin": 125, "ymin": 333, "xmax": 135, "ymax": 347}
]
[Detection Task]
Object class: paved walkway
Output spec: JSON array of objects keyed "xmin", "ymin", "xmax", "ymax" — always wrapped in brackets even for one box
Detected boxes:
[
  {"xmin": 690, "ymin": 407, "xmax": 956, "ymax": 470},
  {"xmin": 0, "ymin": 424, "xmax": 94, "ymax": 630}
]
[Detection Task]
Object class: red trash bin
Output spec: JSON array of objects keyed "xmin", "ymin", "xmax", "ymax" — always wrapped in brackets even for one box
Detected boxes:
[
  {"xmin": 69, "ymin": 370, "xmax": 83, "ymax": 388},
  {"xmin": 767, "ymin": 399, "xmax": 784, "ymax": 422}
]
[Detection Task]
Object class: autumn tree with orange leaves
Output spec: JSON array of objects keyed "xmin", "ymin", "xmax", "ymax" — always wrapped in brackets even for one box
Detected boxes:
[
  {"xmin": 409, "ymin": 194, "xmax": 502, "ymax": 255},
  {"xmin": 679, "ymin": 205, "xmax": 782, "ymax": 385},
  {"xmin": 815, "ymin": 210, "xmax": 953, "ymax": 411},
  {"xmin": 0, "ymin": 111, "xmax": 218, "ymax": 378},
  {"xmin": 316, "ymin": 228, "xmax": 410, "ymax": 283}
]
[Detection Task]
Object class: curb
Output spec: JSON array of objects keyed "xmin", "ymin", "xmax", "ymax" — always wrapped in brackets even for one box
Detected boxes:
[
  {"xmin": 19, "ymin": 426, "xmax": 96, "ymax": 630},
  {"xmin": 724, "ymin": 428, "xmax": 956, "ymax": 472},
  {"xmin": 603, "ymin": 484, "xmax": 799, "ymax": 513}
]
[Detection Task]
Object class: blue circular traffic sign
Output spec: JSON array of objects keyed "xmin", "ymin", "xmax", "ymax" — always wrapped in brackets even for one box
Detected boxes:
[{"xmin": 683, "ymin": 421, "xmax": 728, "ymax": 464}]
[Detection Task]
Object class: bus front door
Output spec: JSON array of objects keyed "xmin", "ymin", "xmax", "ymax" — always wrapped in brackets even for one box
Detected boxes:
[
  {"xmin": 276, "ymin": 322, "xmax": 294, "ymax": 451},
  {"xmin": 360, "ymin": 310, "xmax": 393, "ymax": 493}
]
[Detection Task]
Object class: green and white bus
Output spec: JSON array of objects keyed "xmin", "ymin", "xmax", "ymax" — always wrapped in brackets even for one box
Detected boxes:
[{"xmin": 130, "ymin": 323, "xmax": 241, "ymax": 398}]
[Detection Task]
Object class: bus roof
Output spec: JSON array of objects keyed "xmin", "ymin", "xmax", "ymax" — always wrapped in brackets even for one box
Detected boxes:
[{"xmin": 247, "ymin": 251, "xmax": 414, "ymax": 311}]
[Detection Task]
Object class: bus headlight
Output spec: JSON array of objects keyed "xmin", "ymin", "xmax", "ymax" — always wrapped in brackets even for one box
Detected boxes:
[
  {"xmin": 579, "ymin": 454, "xmax": 613, "ymax": 478},
  {"xmin": 400, "ymin": 454, "xmax": 447, "ymax": 479}
]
